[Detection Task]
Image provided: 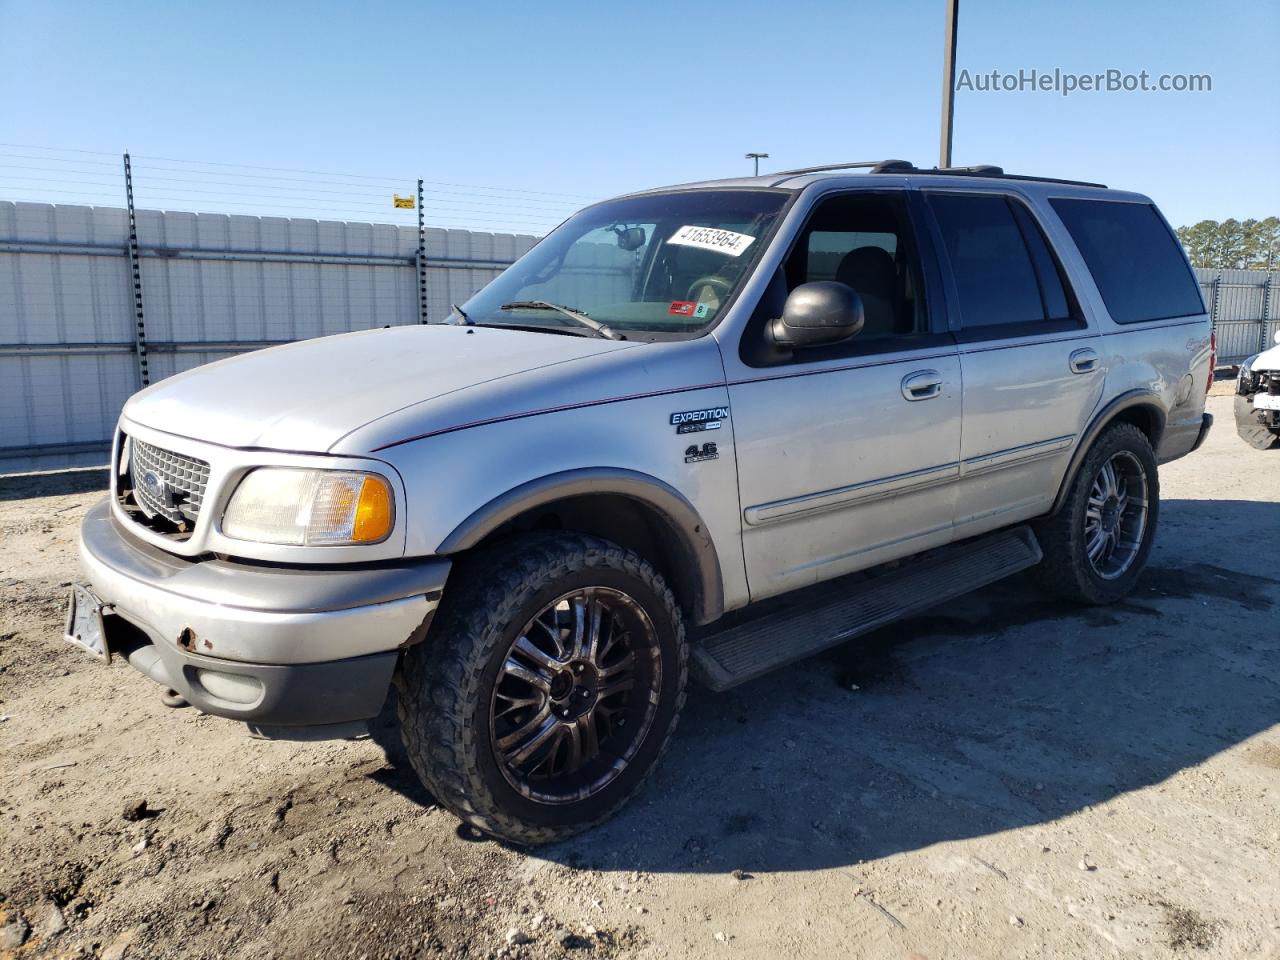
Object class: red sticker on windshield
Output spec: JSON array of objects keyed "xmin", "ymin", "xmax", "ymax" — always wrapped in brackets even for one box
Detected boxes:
[{"xmin": 668, "ymin": 301, "xmax": 697, "ymax": 316}]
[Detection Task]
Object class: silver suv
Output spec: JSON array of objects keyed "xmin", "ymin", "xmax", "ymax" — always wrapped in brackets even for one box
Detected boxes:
[{"xmin": 69, "ymin": 160, "xmax": 1214, "ymax": 843}]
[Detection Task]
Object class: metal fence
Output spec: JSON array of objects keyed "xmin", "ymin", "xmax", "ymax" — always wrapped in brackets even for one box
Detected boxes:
[
  {"xmin": 0, "ymin": 199, "xmax": 537, "ymax": 473},
  {"xmin": 1194, "ymin": 267, "xmax": 1280, "ymax": 365},
  {"xmin": 4, "ymin": 197, "xmax": 1278, "ymax": 475}
]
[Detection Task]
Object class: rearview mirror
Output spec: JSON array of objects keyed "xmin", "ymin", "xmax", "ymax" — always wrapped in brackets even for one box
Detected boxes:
[
  {"xmin": 614, "ymin": 226, "xmax": 647, "ymax": 251},
  {"xmin": 767, "ymin": 281, "xmax": 864, "ymax": 349}
]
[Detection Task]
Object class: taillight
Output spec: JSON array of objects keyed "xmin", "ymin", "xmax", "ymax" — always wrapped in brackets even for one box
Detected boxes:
[{"xmin": 1206, "ymin": 331, "xmax": 1217, "ymax": 394}]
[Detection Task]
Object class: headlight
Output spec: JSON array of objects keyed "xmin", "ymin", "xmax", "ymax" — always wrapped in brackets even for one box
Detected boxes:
[
  {"xmin": 222, "ymin": 468, "xmax": 394, "ymax": 545},
  {"xmin": 1238, "ymin": 355, "xmax": 1257, "ymax": 395}
]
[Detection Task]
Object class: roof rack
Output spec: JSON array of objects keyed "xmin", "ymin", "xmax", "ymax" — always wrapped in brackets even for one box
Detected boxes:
[
  {"xmin": 772, "ymin": 159, "xmax": 1106, "ymax": 189},
  {"xmin": 773, "ymin": 159, "xmax": 913, "ymax": 175}
]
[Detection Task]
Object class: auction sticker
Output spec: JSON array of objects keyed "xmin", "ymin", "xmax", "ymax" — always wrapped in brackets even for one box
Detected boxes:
[
  {"xmin": 668, "ymin": 300, "xmax": 697, "ymax": 316},
  {"xmin": 668, "ymin": 225, "xmax": 755, "ymax": 257}
]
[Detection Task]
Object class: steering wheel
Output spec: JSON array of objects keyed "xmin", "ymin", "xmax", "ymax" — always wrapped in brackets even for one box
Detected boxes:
[{"xmin": 686, "ymin": 275, "xmax": 733, "ymax": 308}]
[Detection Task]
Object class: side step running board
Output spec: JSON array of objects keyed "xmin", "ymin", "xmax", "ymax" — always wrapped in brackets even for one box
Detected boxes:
[{"xmin": 691, "ymin": 525, "xmax": 1043, "ymax": 692}]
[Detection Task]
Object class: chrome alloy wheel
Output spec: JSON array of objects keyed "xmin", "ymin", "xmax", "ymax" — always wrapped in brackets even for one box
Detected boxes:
[
  {"xmin": 489, "ymin": 587, "xmax": 661, "ymax": 804},
  {"xmin": 1084, "ymin": 450, "xmax": 1149, "ymax": 580}
]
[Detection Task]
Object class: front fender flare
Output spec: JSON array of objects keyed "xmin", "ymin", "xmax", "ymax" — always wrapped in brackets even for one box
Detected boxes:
[{"xmin": 437, "ymin": 467, "xmax": 725, "ymax": 624}]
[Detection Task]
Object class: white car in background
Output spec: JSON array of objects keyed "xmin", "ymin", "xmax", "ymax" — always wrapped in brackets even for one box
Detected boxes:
[{"xmin": 1236, "ymin": 331, "xmax": 1280, "ymax": 449}]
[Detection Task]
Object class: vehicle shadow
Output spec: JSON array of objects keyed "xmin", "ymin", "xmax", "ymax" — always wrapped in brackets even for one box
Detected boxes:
[
  {"xmin": 0, "ymin": 468, "xmax": 109, "ymax": 501},
  {"xmin": 516, "ymin": 497, "xmax": 1279, "ymax": 872},
  {"xmin": 366, "ymin": 688, "xmax": 438, "ymax": 809}
]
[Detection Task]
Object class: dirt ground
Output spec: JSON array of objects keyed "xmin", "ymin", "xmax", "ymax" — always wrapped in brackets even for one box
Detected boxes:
[{"xmin": 2, "ymin": 390, "xmax": 1278, "ymax": 960}]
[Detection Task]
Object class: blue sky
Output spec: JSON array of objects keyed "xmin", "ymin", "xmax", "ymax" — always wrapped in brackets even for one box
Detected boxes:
[{"xmin": 1, "ymin": 0, "xmax": 1276, "ymax": 230}]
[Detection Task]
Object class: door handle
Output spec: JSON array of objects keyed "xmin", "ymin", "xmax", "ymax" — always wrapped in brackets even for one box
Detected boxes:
[
  {"xmin": 1069, "ymin": 348, "xmax": 1099, "ymax": 374},
  {"xmin": 901, "ymin": 369, "xmax": 943, "ymax": 401}
]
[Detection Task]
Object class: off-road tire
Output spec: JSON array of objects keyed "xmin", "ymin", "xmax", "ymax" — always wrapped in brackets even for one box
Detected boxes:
[
  {"xmin": 1033, "ymin": 422, "xmax": 1160, "ymax": 605},
  {"xmin": 396, "ymin": 533, "xmax": 688, "ymax": 845}
]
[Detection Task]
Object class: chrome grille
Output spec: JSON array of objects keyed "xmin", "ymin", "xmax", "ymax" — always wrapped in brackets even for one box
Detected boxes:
[{"xmin": 128, "ymin": 437, "xmax": 211, "ymax": 527}]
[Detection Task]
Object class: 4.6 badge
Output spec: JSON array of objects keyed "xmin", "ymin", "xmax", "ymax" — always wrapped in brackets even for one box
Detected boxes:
[{"xmin": 684, "ymin": 441, "xmax": 718, "ymax": 463}]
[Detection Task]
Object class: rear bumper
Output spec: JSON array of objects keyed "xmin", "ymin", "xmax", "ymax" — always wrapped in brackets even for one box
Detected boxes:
[
  {"xmin": 78, "ymin": 498, "xmax": 450, "ymax": 730},
  {"xmin": 1157, "ymin": 411, "xmax": 1213, "ymax": 463},
  {"xmin": 1190, "ymin": 412, "xmax": 1213, "ymax": 453}
]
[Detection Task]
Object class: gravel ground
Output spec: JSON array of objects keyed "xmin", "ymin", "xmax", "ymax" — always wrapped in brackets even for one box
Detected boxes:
[{"xmin": 2, "ymin": 391, "xmax": 1278, "ymax": 960}]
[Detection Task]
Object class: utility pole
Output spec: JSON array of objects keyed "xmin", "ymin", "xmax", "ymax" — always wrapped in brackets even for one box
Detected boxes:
[
  {"xmin": 939, "ymin": 0, "xmax": 959, "ymax": 168},
  {"xmin": 745, "ymin": 152, "xmax": 769, "ymax": 176}
]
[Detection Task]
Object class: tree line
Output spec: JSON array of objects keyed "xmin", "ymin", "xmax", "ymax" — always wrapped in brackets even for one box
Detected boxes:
[{"xmin": 1175, "ymin": 218, "xmax": 1279, "ymax": 271}]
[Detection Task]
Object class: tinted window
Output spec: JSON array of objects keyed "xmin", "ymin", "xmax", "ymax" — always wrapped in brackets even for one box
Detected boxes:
[
  {"xmin": 805, "ymin": 231, "xmax": 897, "ymax": 282},
  {"xmin": 1010, "ymin": 202, "xmax": 1071, "ymax": 321},
  {"xmin": 929, "ymin": 194, "xmax": 1048, "ymax": 329},
  {"xmin": 1051, "ymin": 199, "xmax": 1204, "ymax": 324}
]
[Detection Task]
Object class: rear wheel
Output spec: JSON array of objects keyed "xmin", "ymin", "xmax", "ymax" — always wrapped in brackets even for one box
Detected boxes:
[
  {"xmin": 1034, "ymin": 422, "xmax": 1159, "ymax": 605},
  {"xmin": 396, "ymin": 533, "xmax": 687, "ymax": 845}
]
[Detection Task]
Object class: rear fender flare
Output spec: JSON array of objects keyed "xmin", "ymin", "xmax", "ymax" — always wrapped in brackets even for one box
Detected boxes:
[{"xmin": 1051, "ymin": 389, "xmax": 1166, "ymax": 514}]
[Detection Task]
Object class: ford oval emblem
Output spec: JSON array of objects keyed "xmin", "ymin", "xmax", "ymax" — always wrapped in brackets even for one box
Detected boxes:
[{"xmin": 140, "ymin": 470, "xmax": 168, "ymax": 504}]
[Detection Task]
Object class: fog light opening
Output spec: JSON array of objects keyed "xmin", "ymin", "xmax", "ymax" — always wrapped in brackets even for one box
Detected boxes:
[{"xmin": 193, "ymin": 669, "xmax": 264, "ymax": 706}]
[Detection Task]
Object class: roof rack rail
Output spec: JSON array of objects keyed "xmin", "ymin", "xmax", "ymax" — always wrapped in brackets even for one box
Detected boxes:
[
  {"xmin": 910, "ymin": 164, "xmax": 1107, "ymax": 188},
  {"xmin": 773, "ymin": 159, "xmax": 914, "ymax": 176},
  {"xmin": 773, "ymin": 159, "xmax": 1106, "ymax": 189}
]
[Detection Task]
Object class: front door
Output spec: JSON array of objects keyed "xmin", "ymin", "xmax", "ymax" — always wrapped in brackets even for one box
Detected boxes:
[{"xmin": 725, "ymin": 191, "xmax": 963, "ymax": 600}]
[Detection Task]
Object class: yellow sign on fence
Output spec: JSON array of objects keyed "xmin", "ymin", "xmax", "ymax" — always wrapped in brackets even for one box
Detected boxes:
[{"xmin": 393, "ymin": 195, "xmax": 415, "ymax": 209}]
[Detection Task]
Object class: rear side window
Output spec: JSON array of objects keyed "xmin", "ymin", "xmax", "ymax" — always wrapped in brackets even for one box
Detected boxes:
[
  {"xmin": 1050, "ymin": 199, "xmax": 1204, "ymax": 324},
  {"xmin": 927, "ymin": 193, "xmax": 1074, "ymax": 331}
]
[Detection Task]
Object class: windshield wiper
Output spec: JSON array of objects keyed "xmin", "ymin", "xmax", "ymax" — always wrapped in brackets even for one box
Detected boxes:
[{"xmin": 498, "ymin": 300, "xmax": 622, "ymax": 341}]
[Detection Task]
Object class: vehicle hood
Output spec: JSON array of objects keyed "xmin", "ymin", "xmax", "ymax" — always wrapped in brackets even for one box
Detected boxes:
[
  {"xmin": 1249, "ymin": 342, "xmax": 1280, "ymax": 372},
  {"xmin": 122, "ymin": 325, "xmax": 637, "ymax": 452}
]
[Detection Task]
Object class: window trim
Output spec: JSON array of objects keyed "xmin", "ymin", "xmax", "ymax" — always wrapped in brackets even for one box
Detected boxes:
[
  {"xmin": 1047, "ymin": 196, "xmax": 1207, "ymax": 326},
  {"xmin": 919, "ymin": 188, "xmax": 1088, "ymax": 342},
  {"xmin": 735, "ymin": 188, "xmax": 943, "ymax": 368}
]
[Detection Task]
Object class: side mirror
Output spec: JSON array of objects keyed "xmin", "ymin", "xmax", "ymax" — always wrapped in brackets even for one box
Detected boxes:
[{"xmin": 767, "ymin": 281, "xmax": 864, "ymax": 349}]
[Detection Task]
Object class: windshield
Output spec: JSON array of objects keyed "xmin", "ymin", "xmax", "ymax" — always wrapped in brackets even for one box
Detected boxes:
[{"xmin": 452, "ymin": 189, "xmax": 789, "ymax": 339}]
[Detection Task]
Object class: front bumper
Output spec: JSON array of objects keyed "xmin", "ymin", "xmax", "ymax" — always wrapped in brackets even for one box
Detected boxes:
[
  {"xmin": 79, "ymin": 498, "xmax": 450, "ymax": 731},
  {"xmin": 1235, "ymin": 394, "xmax": 1280, "ymax": 449}
]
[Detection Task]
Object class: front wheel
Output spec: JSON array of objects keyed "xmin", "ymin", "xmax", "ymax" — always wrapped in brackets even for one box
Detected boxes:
[
  {"xmin": 396, "ymin": 533, "xmax": 687, "ymax": 845},
  {"xmin": 1034, "ymin": 422, "xmax": 1160, "ymax": 605}
]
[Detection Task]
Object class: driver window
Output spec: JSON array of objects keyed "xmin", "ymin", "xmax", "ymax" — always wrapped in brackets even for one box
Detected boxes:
[{"xmin": 785, "ymin": 194, "xmax": 927, "ymax": 340}]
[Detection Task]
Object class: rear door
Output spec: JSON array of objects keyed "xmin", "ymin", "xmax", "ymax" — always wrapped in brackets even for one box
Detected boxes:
[{"xmin": 920, "ymin": 190, "xmax": 1104, "ymax": 536}]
